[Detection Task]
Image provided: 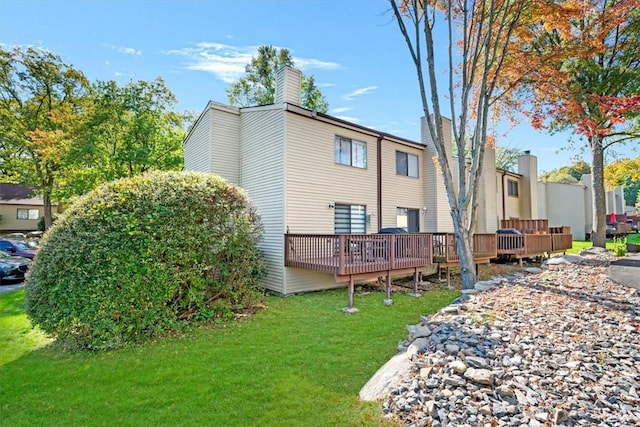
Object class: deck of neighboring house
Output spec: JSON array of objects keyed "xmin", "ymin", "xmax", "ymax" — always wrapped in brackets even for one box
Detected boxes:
[
  {"xmin": 285, "ymin": 221, "xmax": 574, "ymax": 308},
  {"xmin": 496, "ymin": 220, "xmax": 573, "ymax": 264}
]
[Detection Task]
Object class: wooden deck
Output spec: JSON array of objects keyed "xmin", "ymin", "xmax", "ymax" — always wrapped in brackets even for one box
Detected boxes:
[
  {"xmin": 431, "ymin": 233, "xmax": 497, "ymax": 285},
  {"xmin": 498, "ymin": 220, "xmax": 573, "ymax": 263},
  {"xmin": 285, "ymin": 233, "xmax": 433, "ymax": 308}
]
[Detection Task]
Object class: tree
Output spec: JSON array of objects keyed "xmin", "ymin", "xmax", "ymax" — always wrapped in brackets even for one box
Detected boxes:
[
  {"xmin": 518, "ymin": 0, "xmax": 640, "ymax": 247},
  {"xmin": 390, "ymin": 0, "xmax": 528, "ymax": 289},
  {"xmin": 604, "ymin": 157, "xmax": 640, "ymax": 205},
  {"xmin": 226, "ymin": 45, "xmax": 329, "ymax": 113},
  {"xmin": 0, "ymin": 47, "xmax": 90, "ymax": 229},
  {"xmin": 57, "ymin": 78, "xmax": 185, "ymax": 199},
  {"xmin": 541, "ymin": 160, "xmax": 591, "ymax": 183},
  {"xmin": 495, "ymin": 145, "xmax": 523, "ymax": 172}
]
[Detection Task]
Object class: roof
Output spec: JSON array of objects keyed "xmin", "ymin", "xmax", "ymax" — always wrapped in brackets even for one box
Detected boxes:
[{"xmin": 0, "ymin": 183, "xmax": 44, "ymax": 205}]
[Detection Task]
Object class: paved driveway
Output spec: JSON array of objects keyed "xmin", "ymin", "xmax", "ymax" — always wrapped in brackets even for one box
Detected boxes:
[
  {"xmin": 0, "ymin": 282, "xmax": 25, "ymax": 294},
  {"xmin": 608, "ymin": 254, "xmax": 640, "ymax": 290}
]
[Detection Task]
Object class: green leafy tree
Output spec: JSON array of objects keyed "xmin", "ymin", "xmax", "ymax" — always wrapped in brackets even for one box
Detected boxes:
[
  {"xmin": 57, "ymin": 78, "xmax": 185, "ymax": 199},
  {"xmin": 605, "ymin": 157, "xmax": 640, "ymax": 206},
  {"xmin": 0, "ymin": 47, "xmax": 90, "ymax": 229},
  {"xmin": 542, "ymin": 161, "xmax": 591, "ymax": 183},
  {"xmin": 227, "ymin": 45, "xmax": 329, "ymax": 113},
  {"xmin": 495, "ymin": 145, "xmax": 523, "ymax": 172}
]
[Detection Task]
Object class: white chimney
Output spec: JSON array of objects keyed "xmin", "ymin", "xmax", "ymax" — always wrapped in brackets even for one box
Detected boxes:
[{"xmin": 275, "ymin": 66, "xmax": 302, "ymax": 106}]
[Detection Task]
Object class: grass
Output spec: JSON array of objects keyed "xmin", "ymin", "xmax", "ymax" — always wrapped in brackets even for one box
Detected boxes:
[
  {"xmin": 567, "ymin": 233, "xmax": 640, "ymax": 255},
  {"xmin": 0, "ymin": 286, "xmax": 459, "ymax": 426}
]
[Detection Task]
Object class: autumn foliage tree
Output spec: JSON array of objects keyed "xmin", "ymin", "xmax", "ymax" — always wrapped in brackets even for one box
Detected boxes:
[
  {"xmin": 0, "ymin": 47, "xmax": 90, "ymax": 229},
  {"xmin": 513, "ymin": 0, "xmax": 640, "ymax": 247},
  {"xmin": 390, "ymin": 0, "xmax": 528, "ymax": 289}
]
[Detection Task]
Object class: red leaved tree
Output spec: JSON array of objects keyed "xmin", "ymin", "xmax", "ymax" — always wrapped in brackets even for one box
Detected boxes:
[{"xmin": 516, "ymin": 0, "xmax": 640, "ymax": 247}]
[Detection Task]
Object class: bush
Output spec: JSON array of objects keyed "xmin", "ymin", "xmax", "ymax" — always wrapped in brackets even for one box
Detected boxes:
[
  {"xmin": 25, "ymin": 171, "xmax": 266, "ymax": 350},
  {"xmin": 612, "ymin": 237, "xmax": 627, "ymax": 257}
]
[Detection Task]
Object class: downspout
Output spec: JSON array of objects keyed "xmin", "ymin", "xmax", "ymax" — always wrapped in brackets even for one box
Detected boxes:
[
  {"xmin": 377, "ymin": 135, "xmax": 383, "ymax": 231},
  {"xmin": 501, "ymin": 170, "xmax": 506, "ymax": 223}
]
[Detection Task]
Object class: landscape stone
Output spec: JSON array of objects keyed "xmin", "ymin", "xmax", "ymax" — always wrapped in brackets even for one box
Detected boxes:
[{"xmin": 375, "ymin": 251, "xmax": 640, "ymax": 426}]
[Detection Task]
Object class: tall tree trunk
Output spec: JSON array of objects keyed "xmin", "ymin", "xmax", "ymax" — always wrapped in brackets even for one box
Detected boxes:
[
  {"xmin": 452, "ymin": 213, "xmax": 476, "ymax": 289},
  {"xmin": 42, "ymin": 192, "xmax": 53, "ymax": 231},
  {"xmin": 590, "ymin": 135, "xmax": 607, "ymax": 248}
]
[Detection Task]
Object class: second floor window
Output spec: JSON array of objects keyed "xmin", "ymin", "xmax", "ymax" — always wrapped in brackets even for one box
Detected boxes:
[
  {"xmin": 335, "ymin": 136, "xmax": 366, "ymax": 169},
  {"xmin": 396, "ymin": 151, "xmax": 419, "ymax": 177},
  {"xmin": 507, "ymin": 179, "xmax": 519, "ymax": 197}
]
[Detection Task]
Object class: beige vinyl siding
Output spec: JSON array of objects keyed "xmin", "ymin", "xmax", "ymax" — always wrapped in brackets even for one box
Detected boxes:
[
  {"xmin": 421, "ymin": 117, "xmax": 454, "ymax": 232},
  {"xmin": 283, "ymin": 112, "xmax": 378, "ymax": 294},
  {"xmin": 183, "ymin": 106, "xmax": 212, "ymax": 173},
  {"xmin": 503, "ymin": 176, "xmax": 522, "ymax": 219},
  {"xmin": 475, "ymin": 147, "xmax": 498, "ymax": 233},
  {"xmin": 381, "ymin": 141, "xmax": 424, "ymax": 229},
  {"xmin": 539, "ymin": 182, "xmax": 587, "ymax": 240},
  {"xmin": 240, "ymin": 108, "xmax": 286, "ymax": 294},
  {"xmin": 284, "ymin": 113, "xmax": 378, "ymax": 235},
  {"xmin": 0, "ymin": 204, "xmax": 42, "ymax": 231},
  {"xmin": 211, "ymin": 107, "xmax": 241, "ymax": 185}
]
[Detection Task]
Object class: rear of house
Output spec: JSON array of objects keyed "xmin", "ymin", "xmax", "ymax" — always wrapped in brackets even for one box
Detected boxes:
[{"xmin": 184, "ymin": 67, "xmax": 435, "ymax": 294}]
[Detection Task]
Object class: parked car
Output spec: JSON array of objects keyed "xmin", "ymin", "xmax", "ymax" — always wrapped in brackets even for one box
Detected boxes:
[
  {"xmin": 0, "ymin": 239, "xmax": 37, "ymax": 259},
  {"xmin": 0, "ymin": 250, "xmax": 31, "ymax": 284}
]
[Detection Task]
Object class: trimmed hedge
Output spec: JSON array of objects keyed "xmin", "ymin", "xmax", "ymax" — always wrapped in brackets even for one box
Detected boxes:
[{"xmin": 25, "ymin": 171, "xmax": 265, "ymax": 350}]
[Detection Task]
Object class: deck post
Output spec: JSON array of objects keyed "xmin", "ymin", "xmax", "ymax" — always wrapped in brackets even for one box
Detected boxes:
[
  {"xmin": 408, "ymin": 269, "xmax": 421, "ymax": 298},
  {"xmin": 341, "ymin": 276, "xmax": 359, "ymax": 314},
  {"xmin": 384, "ymin": 272, "xmax": 393, "ymax": 305}
]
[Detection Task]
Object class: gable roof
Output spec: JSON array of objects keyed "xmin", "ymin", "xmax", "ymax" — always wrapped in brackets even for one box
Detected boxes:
[{"xmin": 0, "ymin": 183, "xmax": 44, "ymax": 205}]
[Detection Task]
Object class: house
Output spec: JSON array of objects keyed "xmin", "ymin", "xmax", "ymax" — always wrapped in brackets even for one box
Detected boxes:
[
  {"xmin": 184, "ymin": 67, "xmax": 503, "ymax": 295},
  {"xmin": 0, "ymin": 183, "xmax": 51, "ymax": 233},
  {"xmin": 495, "ymin": 154, "xmax": 628, "ymax": 241}
]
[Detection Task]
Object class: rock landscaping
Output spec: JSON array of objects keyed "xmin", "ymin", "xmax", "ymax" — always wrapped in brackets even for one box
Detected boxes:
[{"xmin": 367, "ymin": 251, "xmax": 640, "ymax": 426}]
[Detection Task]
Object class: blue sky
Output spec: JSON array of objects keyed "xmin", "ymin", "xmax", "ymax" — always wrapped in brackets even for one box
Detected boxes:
[{"xmin": 1, "ymin": 0, "xmax": 629, "ymax": 172}]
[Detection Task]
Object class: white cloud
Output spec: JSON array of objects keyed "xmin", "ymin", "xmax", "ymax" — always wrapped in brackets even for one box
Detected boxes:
[
  {"xmin": 103, "ymin": 43, "xmax": 142, "ymax": 56},
  {"xmin": 331, "ymin": 106, "xmax": 353, "ymax": 114},
  {"xmin": 343, "ymin": 86, "xmax": 378, "ymax": 101},
  {"xmin": 293, "ymin": 57, "xmax": 341, "ymax": 71},
  {"xmin": 335, "ymin": 115, "xmax": 360, "ymax": 123},
  {"xmin": 162, "ymin": 42, "xmax": 340, "ymax": 83}
]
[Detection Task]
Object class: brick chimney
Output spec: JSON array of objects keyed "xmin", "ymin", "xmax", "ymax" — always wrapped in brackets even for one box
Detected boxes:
[{"xmin": 275, "ymin": 66, "xmax": 302, "ymax": 106}]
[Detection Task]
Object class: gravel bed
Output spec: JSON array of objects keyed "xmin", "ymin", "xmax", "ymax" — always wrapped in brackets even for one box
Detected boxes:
[{"xmin": 383, "ymin": 253, "xmax": 640, "ymax": 426}]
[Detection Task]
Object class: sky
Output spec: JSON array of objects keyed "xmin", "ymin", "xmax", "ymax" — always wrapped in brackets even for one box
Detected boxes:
[{"xmin": 1, "ymin": 0, "xmax": 635, "ymax": 173}]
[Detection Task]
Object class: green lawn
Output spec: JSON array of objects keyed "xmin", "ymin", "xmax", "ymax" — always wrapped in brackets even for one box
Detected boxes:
[
  {"xmin": 568, "ymin": 233, "xmax": 640, "ymax": 254},
  {"xmin": 0, "ymin": 287, "xmax": 459, "ymax": 426}
]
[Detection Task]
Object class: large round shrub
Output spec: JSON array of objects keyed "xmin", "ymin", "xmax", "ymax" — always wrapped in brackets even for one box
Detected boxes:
[{"xmin": 25, "ymin": 171, "xmax": 265, "ymax": 350}]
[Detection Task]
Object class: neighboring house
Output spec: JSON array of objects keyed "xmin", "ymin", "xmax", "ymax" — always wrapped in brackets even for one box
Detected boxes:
[
  {"xmin": 495, "ymin": 151, "xmax": 539, "ymax": 224},
  {"xmin": 0, "ymin": 183, "xmax": 55, "ymax": 233},
  {"xmin": 184, "ymin": 66, "xmax": 498, "ymax": 294},
  {"xmin": 538, "ymin": 173, "xmax": 627, "ymax": 240}
]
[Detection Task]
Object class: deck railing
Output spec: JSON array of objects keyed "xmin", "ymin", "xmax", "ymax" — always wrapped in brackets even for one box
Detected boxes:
[
  {"xmin": 284, "ymin": 233, "xmax": 433, "ymax": 276},
  {"xmin": 551, "ymin": 233, "xmax": 573, "ymax": 253},
  {"xmin": 497, "ymin": 233, "xmax": 552, "ymax": 256},
  {"xmin": 431, "ymin": 233, "xmax": 497, "ymax": 264}
]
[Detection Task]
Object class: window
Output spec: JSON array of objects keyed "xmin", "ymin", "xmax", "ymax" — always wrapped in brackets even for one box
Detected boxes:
[
  {"xmin": 334, "ymin": 204, "xmax": 366, "ymax": 234},
  {"xmin": 335, "ymin": 136, "xmax": 366, "ymax": 168},
  {"xmin": 17, "ymin": 208, "xmax": 40, "ymax": 220},
  {"xmin": 396, "ymin": 151, "xmax": 419, "ymax": 177},
  {"xmin": 397, "ymin": 208, "xmax": 420, "ymax": 232},
  {"xmin": 507, "ymin": 180, "xmax": 519, "ymax": 197}
]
